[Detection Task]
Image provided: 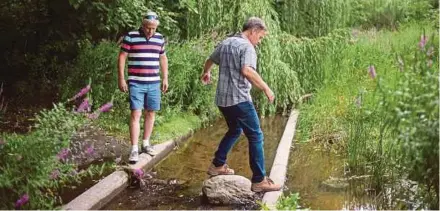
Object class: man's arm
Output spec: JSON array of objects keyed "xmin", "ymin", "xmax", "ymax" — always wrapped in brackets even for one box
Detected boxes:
[
  {"xmin": 118, "ymin": 52, "xmax": 128, "ymax": 92},
  {"xmin": 241, "ymin": 66, "xmax": 274, "ymax": 103},
  {"xmin": 160, "ymin": 54, "xmax": 169, "ymax": 92},
  {"xmin": 203, "ymin": 59, "xmax": 215, "ymax": 74},
  {"xmin": 201, "ymin": 59, "xmax": 215, "ymax": 84}
]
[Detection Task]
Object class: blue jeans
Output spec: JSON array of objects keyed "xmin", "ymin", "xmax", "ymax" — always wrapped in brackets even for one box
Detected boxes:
[{"xmin": 213, "ymin": 101, "xmax": 266, "ymax": 183}]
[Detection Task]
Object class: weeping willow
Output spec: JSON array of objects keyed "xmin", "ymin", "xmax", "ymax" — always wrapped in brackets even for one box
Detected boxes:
[
  {"xmin": 179, "ymin": 0, "xmax": 352, "ymax": 115},
  {"xmin": 276, "ymin": 0, "xmax": 351, "ymax": 37},
  {"xmin": 179, "ymin": 0, "xmax": 346, "ymax": 115}
]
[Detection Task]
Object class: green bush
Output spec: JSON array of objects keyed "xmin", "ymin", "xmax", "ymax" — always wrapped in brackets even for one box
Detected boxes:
[{"xmin": 0, "ymin": 104, "xmax": 85, "ymax": 209}]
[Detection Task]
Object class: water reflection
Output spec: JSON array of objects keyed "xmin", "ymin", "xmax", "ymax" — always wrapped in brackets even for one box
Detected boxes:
[{"xmin": 284, "ymin": 141, "xmax": 428, "ymax": 210}]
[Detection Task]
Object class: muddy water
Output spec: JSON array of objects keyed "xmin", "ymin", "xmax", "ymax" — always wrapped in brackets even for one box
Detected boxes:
[
  {"xmin": 284, "ymin": 141, "xmax": 427, "ymax": 210},
  {"xmin": 285, "ymin": 143, "xmax": 372, "ymax": 210},
  {"xmin": 104, "ymin": 115, "xmax": 288, "ymax": 210}
]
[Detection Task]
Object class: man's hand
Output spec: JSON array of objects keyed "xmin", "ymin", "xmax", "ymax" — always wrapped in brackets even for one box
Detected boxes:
[
  {"xmin": 118, "ymin": 79, "xmax": 128, "ymax": 92},
  {"xmin": 201, "ymin": 72, "xmax": 211, "ymax": 85},
  {"xmin": 162, "ymin": 78, "xmax": 169, "ymax": 93},
  {"xmin": 264, "ymin": 88, "xmax": 275, "ymax": 103}
]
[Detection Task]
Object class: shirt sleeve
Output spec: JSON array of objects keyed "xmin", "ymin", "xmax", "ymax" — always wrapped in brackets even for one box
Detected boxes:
[
  {"xmin": 209, "ymin": 43, "xmax": 222, "ymax": 64},
  {"xmin": 160, "ymin": 37, "xmax": 166, "ymax": 55},
  {"xmin": 241, "ymin": 45, "xmax": 257, "ymax": 70},
  {"xmin": 120, "ymin": 35, "xmax": 132, "ymax": 52}
]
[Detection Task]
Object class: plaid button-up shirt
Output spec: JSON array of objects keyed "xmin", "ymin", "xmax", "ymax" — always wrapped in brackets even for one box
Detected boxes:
[{"xmin": 210, "ymin": 34, "xmax": 257, "ymax": 107}]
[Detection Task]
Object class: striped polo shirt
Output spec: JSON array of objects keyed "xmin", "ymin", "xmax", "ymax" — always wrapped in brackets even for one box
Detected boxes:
[{"xmin": 121, "ymin": 29, "xmax": 166, "ymax": 84}]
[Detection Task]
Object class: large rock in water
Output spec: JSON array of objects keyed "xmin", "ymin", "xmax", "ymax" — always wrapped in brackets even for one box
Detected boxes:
[{"xmin": 202, "ymin": 175, "xmax": 256, "ymax": 205}]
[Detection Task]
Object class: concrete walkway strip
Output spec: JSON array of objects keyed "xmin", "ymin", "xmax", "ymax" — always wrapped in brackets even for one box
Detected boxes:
[
  {"xmin": 63, "ymin": 131, "xmax": 194, "ymax": 210},
  {"xmin": 262, "ymin": 109, "xmax": 299, "ymax": 210},
  {"xmin": 127, "ymin": 140, "xmax": 176, "ymax": 171},
  {"xmin": 63, "ymin": 170, "xmax": 129, "ymax": 210}
]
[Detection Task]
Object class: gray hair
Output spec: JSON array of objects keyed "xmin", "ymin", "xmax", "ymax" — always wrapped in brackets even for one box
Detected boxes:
[
  {"xmin": 242, "ymin": 17, "xmax": 266, "ymax": 32},
  {"xmin": 142, "ymin": 11, "xmax": 160, "ymax": 25}
]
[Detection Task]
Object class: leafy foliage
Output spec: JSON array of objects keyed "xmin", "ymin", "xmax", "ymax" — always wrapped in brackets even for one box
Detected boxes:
[{"xmin": 0, "ymin": 104, "xmax": 85, "ymax": 209}]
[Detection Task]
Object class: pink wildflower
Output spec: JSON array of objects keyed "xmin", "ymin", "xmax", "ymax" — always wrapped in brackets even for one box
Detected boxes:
[
  {"xmin": 418, "ymin": 34, "xmax": 428, "ymax": 49},
  {"xmin": 133, "ymin": 169, "xmax": 144, "ymax": 179},
  {"xmin": 69, "ymin": 85, "xmax": 91, "ymax": 102},
  {"xmin": 76, "ymin": 98, "xmax": 90, "ymax": 113},
  {"xmin": 86, "ymin": 146, "xmax": 94, "ymax": 155},
  {"xmin": 87, "ymin": 113, "xmax": 99, "ymax": 120},
  {"xmin": 98, "ymin": 102, "xmax": 113, "ymax": 113},
  {"xmin": 15, "ymin": 194, "xmax": 29, "ymax": 209},
  {"xmin": 50, "ymin": 169, "xmax": 60, "ymax": 179},
  {"xmin": 368, "ymin": 65, "xmax": 376, "ymax": 79},
  {"xmin": 57, "ymin": 148, "xmax": 69, "ymax": 161}
]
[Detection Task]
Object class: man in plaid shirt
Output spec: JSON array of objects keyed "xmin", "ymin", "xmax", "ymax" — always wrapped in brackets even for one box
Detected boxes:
[{"xmin": 201, "ymin": 17, "xmax": 281, "ymax": 192}]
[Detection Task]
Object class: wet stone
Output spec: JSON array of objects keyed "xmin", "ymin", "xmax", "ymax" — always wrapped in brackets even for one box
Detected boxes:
[{"xmin": 202, "ymin": 175, "xmax": 257, "ymax": 205}]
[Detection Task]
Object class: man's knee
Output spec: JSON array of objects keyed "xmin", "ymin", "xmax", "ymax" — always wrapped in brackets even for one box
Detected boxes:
[
  {"xmin": 245, "ymin": 129, "xmax": 263, "ymax": 143},
  {"xmin": 131, "ymin": 110, "xmax": 142, "ymax": 121},
  {"xmin": 144, "ymin": 110, "xmax": 155, "ymax": 118},
  {"xmin": 227, "ymin": 127, "xmax": 243, "ymax": 136}
]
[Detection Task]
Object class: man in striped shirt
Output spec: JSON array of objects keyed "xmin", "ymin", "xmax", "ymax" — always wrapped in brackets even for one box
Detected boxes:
[{"xmin": 118, "ymin": 11, "xmax": 168, "ymax": 163}]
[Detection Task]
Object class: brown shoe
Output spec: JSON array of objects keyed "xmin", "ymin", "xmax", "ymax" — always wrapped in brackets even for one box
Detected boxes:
[
  {"xmin": 207, "ymin": 164, "xmax": 235, "ymax": 176},
  {"xmin": 251, "ymin": 177, "xmax": 282, "ymax": 192}
]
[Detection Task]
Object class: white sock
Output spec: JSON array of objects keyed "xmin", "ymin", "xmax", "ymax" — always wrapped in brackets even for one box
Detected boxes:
[
  {"xmin": 132, "ymin": 145, "xmax": 138, "ymax": 152},
  {"xmin": 142, "ymin": 139, "xmax": 150, "ymax": 147}
]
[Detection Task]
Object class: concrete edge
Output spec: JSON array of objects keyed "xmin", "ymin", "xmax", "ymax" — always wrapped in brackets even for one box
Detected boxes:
[
  {"xmin": 262, "ymin": 110, "xmax": 299, "ymax": 210},
  {"xmin": 62, "ymin": 130, "xmax": 194, "ymax": 210},
  {"xmin": 62, "ymin": 170, "xmax": 129, "ymax": 210}
]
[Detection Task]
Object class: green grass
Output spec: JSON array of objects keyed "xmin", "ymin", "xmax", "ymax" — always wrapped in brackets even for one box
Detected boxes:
[
  {"xmin": 95, "ymin": 110, "xmax": 204, "ymax": 144},
  {"xmin": 294, "ymin": 21, "xmax": 438, "ymax": 208},
  {"xmin": 297, "ymin": 21, "xmax": 436, "ymax": 142},
  {"xmin": 150, "ymin": 113, "xmax": 202, "ymax": 144}
]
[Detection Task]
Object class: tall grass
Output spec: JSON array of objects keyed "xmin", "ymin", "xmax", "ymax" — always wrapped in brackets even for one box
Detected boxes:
[{"xmin": 295, "ymin": 22, "xmax": 438, "ymax": 208}]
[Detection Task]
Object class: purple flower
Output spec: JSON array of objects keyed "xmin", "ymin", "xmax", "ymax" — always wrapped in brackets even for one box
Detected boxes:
[
  {"xmin": 15, "ymin": 194, "xmax": 29, "ymax": 209},
  {"xmin": 76, "ymin": 98, "xmax": 90, "ymax": 113},
  {"xmin": 368, "ymin": 65, "xmax": 376, "ymax": 79},
  {"xmin": 98, "ymin": 102, "xmax": 113, "ymax": 113},
  {"xmin": 86, "ymin": 146, "xmax": 94, "ymax": 155},
  {"xmin": 57, "ymin": 148, "xmax": 69, "ymax": 161},
  {"xmin": 133, "ymin": 169, "xmax": 144, "ymax": 179},
  {"xmin": 419, "ymin": 34, "xmax": 428, "ymax": 49},
  {"xmin": 50, "ymin": 169, "xmax": 60, "ymax": 180},
  {"xmin": 87, "ymin": 113, "xmax": 99, "ymax": 120},
  {"xmin": 69, "ymin": 85, "xmax": 91, "ymax": 102}
]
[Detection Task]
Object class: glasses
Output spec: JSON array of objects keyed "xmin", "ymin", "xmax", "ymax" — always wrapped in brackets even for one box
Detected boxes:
[{"xmin": 144, "ymin": 15, "xmax": 159, "ymax": 20}]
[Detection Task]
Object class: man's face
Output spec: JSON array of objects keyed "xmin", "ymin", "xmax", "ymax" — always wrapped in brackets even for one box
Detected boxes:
[
  {"xmin": 142, "ymin": 21, "xmax": 158, "ymax": 38},
  {"xmin": 249, "ymin": 29, "xmax": 267, "ymax": 46}
]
